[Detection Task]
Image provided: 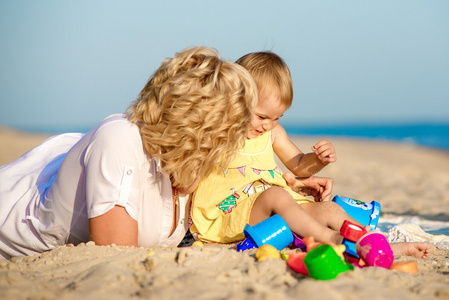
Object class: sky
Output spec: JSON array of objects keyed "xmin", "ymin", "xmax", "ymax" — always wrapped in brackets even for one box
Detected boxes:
[{"xmin": 1, "ymin": 0, "xmax": 448, "ymax": 133}]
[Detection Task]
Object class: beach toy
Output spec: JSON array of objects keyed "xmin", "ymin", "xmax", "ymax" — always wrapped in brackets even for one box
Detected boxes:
[
  {"xmin": 287, "ymin": 251, "xmax": 308, "ymax": 276},
  {"xmin": 191, "ymin": 241, "xmax": 204, "ymax": 248},
  {"xmin": 341, "ymin": 238, "xmax": 358, "ymax": 257},
  {"xmin": 291, "ymin": 232, "xmax": 307, "ymax": 252},
  {"xmin": 237, "ymin": 214, "xmax": 294, "ymax": 251},
  {"xmin": 356, "ymin": 232, "xmax": 394, "ymax": 269},
  {"xmin": 302, "ymin": 236, "xmax": 319, "ymax": 252},
  {"xmin": 304, "ymin": 244, "xmax": 354, "ymax": 280},
  {"xmin": 340, "ymin": 220, "xmax": 368, "ymax": 242},
  {"xmin": 236, "ymin": 238, "xmax": 257, "ymax": 252},
  {"xmin": 255, "ymin": 244, "xmax": 281, "ymax": 261},
  {"xmin": 281, "ymin": 250, "xmax": 289, "ymax": 261},
  {"xmin": 350, "ymin": 257, "xmax": 366, "ymax": 268},
  {"xmin": 390, "ymin": 261, "xmax": 419, "ymax": 274},
  {"xmin": 340, "ymin": 220, "xmax": 368, "ymax": 257},
  {"xmin": 332, "ymin": 244, "xmax": 347, "ymax": 261},
  {"xmin": 333, "ymin": 195, "xmax": 381, "ymax": 230},
  {"xmin": 302, "ymin": 235, "xmax": 346, "ymax": 261},
  {"xmin": 302, "ymin": 236, "xmax": 335, "ymax": 251}
]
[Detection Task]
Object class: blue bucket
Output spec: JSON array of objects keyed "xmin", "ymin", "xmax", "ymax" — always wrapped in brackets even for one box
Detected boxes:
[
  {"xmin": 333, "ymin": 195, "xmax": 381, "ymax": 231},
  {"xmin": 243, "ymin": 214, "xmax": 294, "ymax": 250}
]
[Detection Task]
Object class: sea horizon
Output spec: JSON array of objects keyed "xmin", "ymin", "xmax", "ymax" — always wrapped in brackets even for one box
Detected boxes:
[
  {"xmin": 284, "ymin": 122, "xmax": 449, "ymax": 152},
  {"xmin": 3, "ymin": 122, "xmax": 449, "ymax": 152}
]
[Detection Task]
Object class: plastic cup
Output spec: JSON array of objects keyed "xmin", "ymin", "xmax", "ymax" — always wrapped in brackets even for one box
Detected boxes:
[
  {"xmin": 243, "ymin": 214, "xmax": 294, "ymax": 251},
  {"xmin": 304, "ymin": 244, "xmax": 353, "ymax": 280},
  {"xmin": 340, "ymin": 220, "xmax": 368, "ymax": 242},
  {"xmin": 356, "ymin": 232, "xmax": 394, "ymax": 269},
  {"xmin": 340, "ymin": 220, "xmax": 369, "ymax": 258},
  {"xmin": 333, "ymin": 195, "xmax": 381, "ymax": 230},
  {"xmin": 390, "ymin": 261, "xmax": 418, "ymax": 274}
]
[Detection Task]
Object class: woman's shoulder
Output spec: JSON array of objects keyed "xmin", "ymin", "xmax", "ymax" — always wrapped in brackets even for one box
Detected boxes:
[
  {"xmin": 84, "ymin": 114, "xmax": 144, "ymax": 158},
  {"xmin": 97, "ymin": 114, "xmax": 134, "ymax": 130},
  {"xmin": 93, "ymin": 114, "xmax": 140, "ymax": 141}
]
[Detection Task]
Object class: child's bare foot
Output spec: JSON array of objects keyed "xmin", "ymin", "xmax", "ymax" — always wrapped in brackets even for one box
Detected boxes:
[{"xmin": 390, "ymin": 242, "xmax": 431, "ymax": 258}]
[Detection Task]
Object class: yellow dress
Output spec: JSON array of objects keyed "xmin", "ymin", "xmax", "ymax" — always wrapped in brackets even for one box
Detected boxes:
[{"xmin": 190, "ymin": 131, "xmax": 312, "ymax": 243}]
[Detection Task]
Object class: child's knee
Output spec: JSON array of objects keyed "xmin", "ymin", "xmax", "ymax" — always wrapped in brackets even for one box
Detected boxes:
[
  {"xmin": 262, "ymin": 186, "xmax": 292, "ymax": 200},
  {"xmin": 256, "ymin": 187, "xmax": 293, "ymax": 207},
  {"xmin": 250, "ymin": 187, "xmax": 293, "ymax": 224}
]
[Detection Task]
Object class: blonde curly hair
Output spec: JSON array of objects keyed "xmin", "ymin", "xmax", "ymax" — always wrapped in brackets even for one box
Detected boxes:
[
  {"xmin": 236, "ymin": 51, "xmax": 293, "ymax": 108},
  {"xmin": 127, "ymin": 46, "xmax": 257, "ymax": 188}
]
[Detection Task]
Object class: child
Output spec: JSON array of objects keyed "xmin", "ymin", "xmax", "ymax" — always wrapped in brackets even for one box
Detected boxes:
[{"xmin": 190, "ymin": 51, "xmax": 431, "ymax": 258}]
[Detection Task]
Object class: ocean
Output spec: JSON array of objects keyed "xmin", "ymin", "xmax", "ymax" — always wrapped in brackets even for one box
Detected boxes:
[
  {"xmin": 33, "ymin": 122, "xmax": 449, "ymax": 151},
  {"xmin": 284, "ymin": 123, "xmax": 449, "ymax": 152}
]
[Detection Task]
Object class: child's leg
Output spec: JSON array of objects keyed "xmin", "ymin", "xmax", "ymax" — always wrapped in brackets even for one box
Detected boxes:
[
  {"xmin": 390, "ymin": 242, "xmax": 431, "ymax": 258},
  {"xmin": 300, "ymin": 201, "xmax": 365, "ymax": 231},
  {"xmin": 249, "ymin": 187, "xmax": 342, "ymax": 245}
]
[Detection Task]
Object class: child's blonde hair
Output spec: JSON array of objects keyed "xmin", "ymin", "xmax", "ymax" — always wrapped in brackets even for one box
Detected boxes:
[
  {"xmin": 236, "ymin": 51, "xmax": 293, "ymax": 107},
  {"xmin": 127, "ymin": 46, "xmax": 257, "ymax": 188}
]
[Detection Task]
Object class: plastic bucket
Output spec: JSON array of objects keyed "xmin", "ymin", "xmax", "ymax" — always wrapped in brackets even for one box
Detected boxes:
[
  {"xmin": 333, "ymin": 195, "xmax": 381, "ymax": 230},
  {"xmin": 243, "ymin": 214, "xmax": 294, "ymax": 250}
]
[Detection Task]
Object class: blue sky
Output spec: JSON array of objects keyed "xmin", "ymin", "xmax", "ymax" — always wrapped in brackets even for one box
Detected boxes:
[{"xmin": 1, "ymin": 1, "xmax": 448, "ymax": 133}]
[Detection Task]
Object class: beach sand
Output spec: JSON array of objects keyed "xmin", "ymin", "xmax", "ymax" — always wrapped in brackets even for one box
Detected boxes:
[{"xmin": 1, "ymin": 128, "xmax": 449, "ymax": 300}]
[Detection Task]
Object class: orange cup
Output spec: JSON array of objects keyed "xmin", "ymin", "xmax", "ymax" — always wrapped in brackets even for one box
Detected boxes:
[{"xmin": 390, "ymin": 261, "xmax": 419, "ymax": 274}]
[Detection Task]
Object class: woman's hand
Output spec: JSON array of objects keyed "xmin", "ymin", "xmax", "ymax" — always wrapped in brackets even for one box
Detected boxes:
[{"xmin": 283, "ymin": 172, "xmax": 334, "ymax": 202}]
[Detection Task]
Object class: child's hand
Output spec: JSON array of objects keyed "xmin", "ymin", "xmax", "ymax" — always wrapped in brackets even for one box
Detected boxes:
[{"xmin": 311, "ymin": 139, "xmax": 336, "ymax": 164}]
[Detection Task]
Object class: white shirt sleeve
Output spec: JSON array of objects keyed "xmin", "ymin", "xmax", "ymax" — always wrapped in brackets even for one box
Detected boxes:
[{"xmin": 83, "ymin": 118, "xmax": 142, "ymax": 220}]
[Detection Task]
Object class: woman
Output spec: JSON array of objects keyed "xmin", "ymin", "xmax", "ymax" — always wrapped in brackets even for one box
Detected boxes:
[{"xmin": 0, "ymin": 46, "xmax": 258, "ymax": 260}]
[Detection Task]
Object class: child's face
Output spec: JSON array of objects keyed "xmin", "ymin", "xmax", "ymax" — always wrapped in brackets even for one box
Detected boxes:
[{"xmin": 247, "ymin": 89, "xmax": 288, "ymax": 139}]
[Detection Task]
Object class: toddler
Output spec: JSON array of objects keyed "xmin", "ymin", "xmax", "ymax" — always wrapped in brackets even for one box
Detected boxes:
[{"xmin": 190, "ymin": 51, "xmax": 430, "ymax": 258}]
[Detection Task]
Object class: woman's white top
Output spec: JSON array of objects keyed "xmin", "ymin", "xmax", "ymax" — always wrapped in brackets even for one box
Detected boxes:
[{"xmin": 0, "ymin": 114, "xmax": 190, "ymax": 259}]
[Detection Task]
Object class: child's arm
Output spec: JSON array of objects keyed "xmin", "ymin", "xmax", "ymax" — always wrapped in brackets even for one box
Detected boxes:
[{"xmin": 272, "ymin": 124, "xmax": 336, "ymax": 177}]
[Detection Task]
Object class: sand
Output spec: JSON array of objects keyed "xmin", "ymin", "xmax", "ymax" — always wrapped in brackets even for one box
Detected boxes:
[{"xmin": 1, "ymin": 127, "xmax": 449, "ymax": 300}]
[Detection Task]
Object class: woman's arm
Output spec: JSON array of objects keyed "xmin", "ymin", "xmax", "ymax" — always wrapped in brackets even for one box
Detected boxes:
[
  {"xmin": 283, "ymin": 173, "xmax": 334, "ymax": 201},
  {"xmin": 89, "ymin": 205, "xmax": 138, "ymax": 246}
]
